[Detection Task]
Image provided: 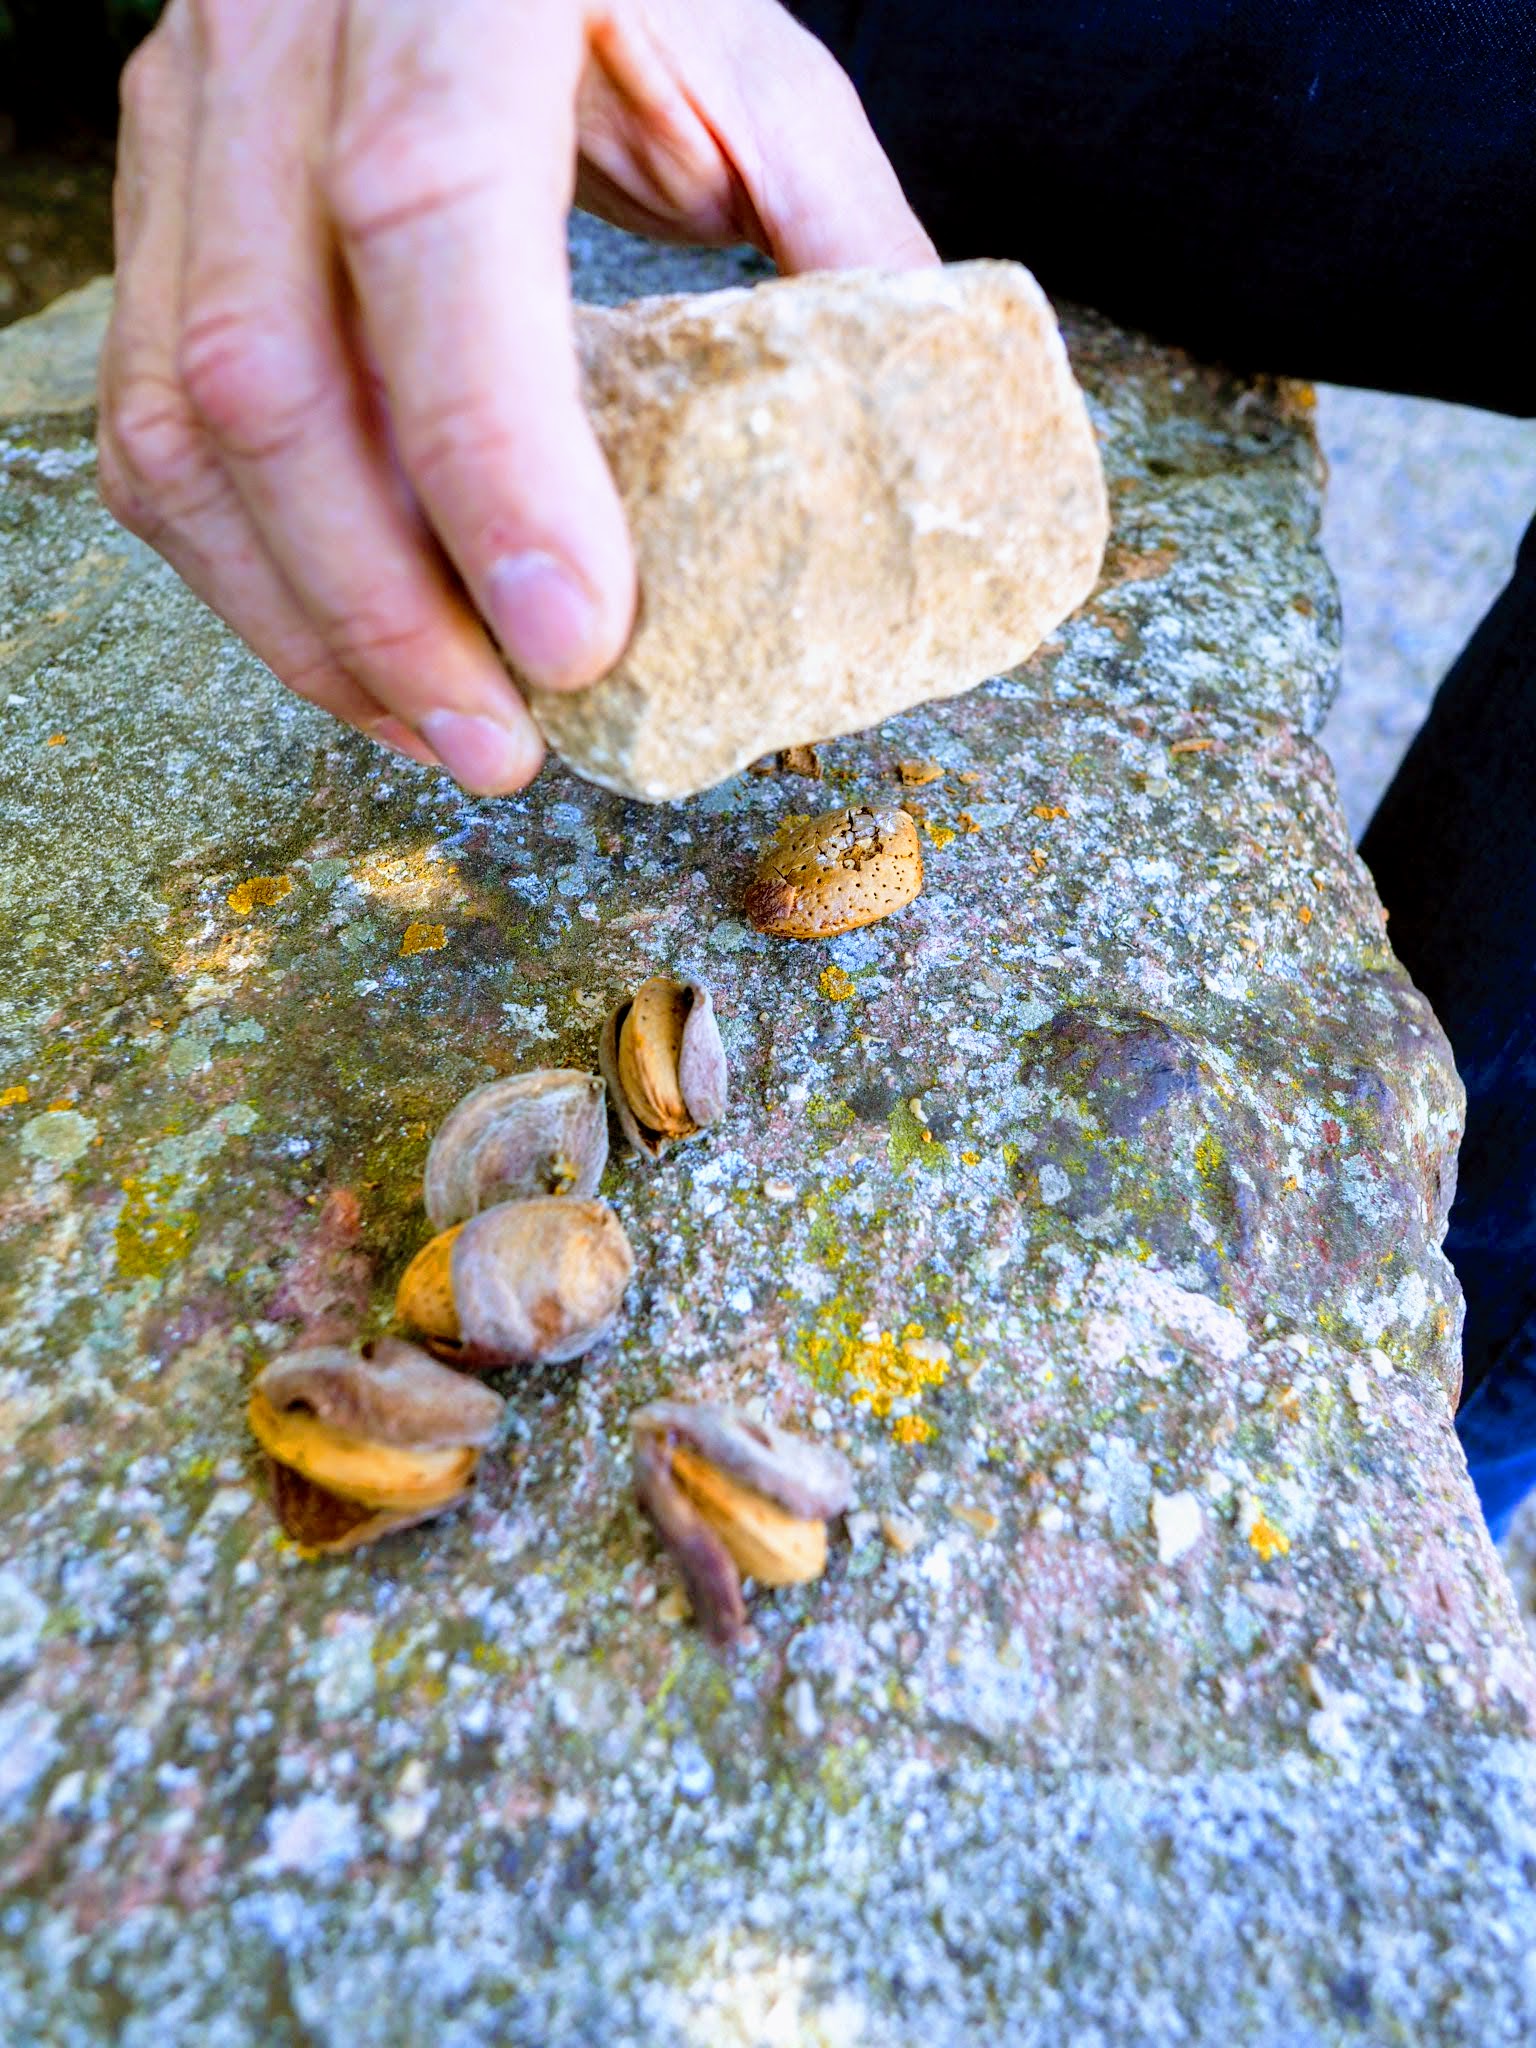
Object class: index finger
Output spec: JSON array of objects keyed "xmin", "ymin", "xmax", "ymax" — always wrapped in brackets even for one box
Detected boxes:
[{"xmin": 327, "ymin": 0, "xmax": 636, "ymax": 695}]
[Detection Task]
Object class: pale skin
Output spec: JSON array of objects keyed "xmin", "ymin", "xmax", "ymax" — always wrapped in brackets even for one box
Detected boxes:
[{"xmin": 99, "ymin": 0, "xmax": 937, "ymax": 794}]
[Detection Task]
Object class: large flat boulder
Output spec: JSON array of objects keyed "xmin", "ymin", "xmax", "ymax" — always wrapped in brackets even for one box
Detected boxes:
[{"xmin": 1, "ymin": 219, "xmax": 1532, "ymax": 2046}]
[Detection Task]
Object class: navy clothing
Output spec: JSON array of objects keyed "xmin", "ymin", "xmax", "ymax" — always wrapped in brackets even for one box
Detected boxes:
[{"xmin": 792, "ymin": 2, "xmax": 1536, "ymax": 1533}]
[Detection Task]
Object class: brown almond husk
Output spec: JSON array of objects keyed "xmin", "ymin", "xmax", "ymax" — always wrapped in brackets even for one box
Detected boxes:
[
  {"xmin": 256, "ymin": 1337, "xmax": 503, "ymax": 1449},
  {"xmin": 601, "ymin": 979, "xmax": 727, "ymax": 1161},
  {"xmin": 423, "ymin": 1069, "xmax": 608, "ymax": 1228},
  {"xmin": 266, "ymin": 1458, "xmax": 470, "ymax": 1556}
]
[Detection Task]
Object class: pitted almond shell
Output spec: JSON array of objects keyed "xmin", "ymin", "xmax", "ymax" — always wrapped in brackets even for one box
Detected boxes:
[
  {"xmin": 398, "ymin": 1199, "xmax": 634, "ymax": 1368},
  {"xmin": 247, "ymin": 1392, "xmax": 478, "ymax": 1510},
  {"xmin": 743, "ymin": 804, "xmax": 923, "ymax": 938},
  {"xmin": 256, "ymin": 1337, "xmax": 504, "ymax": 1449},
  {"xmin": 669, "ymin": 1445, "xmax": 828, "ymax": 1586},
  {"xmin": 631, "ymin": 1399, "xmax": 854, "ymax": 1520},
  {"xmin": 266, "ymin": 1458, "xmax": 471, "ymax": 1555},
  {"xmin": 424, "ymin": 1068, "xmax": 608, "ymax": 1229},
  {"xmin": 600, "ymin": 978, "xmax": 727, "ymax": 1161}
]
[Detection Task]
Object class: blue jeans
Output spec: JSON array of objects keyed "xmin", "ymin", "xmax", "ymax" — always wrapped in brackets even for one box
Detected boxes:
[{"xmin": 793, "ymin": 1, "xmax": 1536, "ymax": 1534}]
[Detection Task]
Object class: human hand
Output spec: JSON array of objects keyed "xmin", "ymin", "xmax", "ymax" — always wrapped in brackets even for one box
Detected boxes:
[{"xmin": 98, "ymin": 0, "xmax": 936, "ymax": 793}]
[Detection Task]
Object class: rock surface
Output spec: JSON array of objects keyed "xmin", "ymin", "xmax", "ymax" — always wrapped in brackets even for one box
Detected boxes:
[
  {"xmin": 2, "ymin": 218, "xmax": 1535, "ymax": 2046},
  {"xmin": 536, "ymin": 261, "xmax": 1108, "ymax": 799}
]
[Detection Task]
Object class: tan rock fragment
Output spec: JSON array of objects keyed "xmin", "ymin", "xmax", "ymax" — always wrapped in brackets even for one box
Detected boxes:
[{"xmin": 530, "ymin": 262, "xmax": 1108, "ymax": 801}]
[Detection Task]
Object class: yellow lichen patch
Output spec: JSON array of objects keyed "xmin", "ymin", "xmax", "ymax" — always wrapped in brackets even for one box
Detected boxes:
[
  {"xmin": 1032, "ymin": 804, "xmax": 1068, "ymax": 820},
  {"xmin": 400, "ymin": 921, "xmax": 447, "ymax": 957},
  {"xmin": 818, "ymin": 965, "xmax": 857, "ymax": 1002},
  {"xmin": 892, "ymin": 1415, "xmax": 936, "ymax": 1446},
  {"xmin": 1248, "ymin": 1512, "xmax": 1290, "ymax": 1562},
  {"xmin": 1194, "ymin": 1131, "xmax": 1224, "ymax": 1181},
  {"xmin": 925, "ymin": 823, "xmax": 957, "ymax": 850},
  {"xmin": 115, "ymin": 1174, "xmax": 200, "ymax": 1281},
  {"xmin": 46, "ymin": 733, "xmax": 67, "ymax": 746},
  {"xmin": 0, "ymin": 1085, "xmax": 29, "ymax": 1108},
  {"xmin": 802, "ymin": 1317, "xmax": 950, "ymax": 1443},
  {"xmin": 226, "ymin": 874, "xmax": 293, "ymax": 916}
]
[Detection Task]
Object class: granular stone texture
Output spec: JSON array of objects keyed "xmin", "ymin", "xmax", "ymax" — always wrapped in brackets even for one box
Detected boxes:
[
  {"xmin": 1, "ymin": 216, "xmax": 1533, "ymax": 2046},
  {"xmin": 536, "ymin": 261, "xmax": 1108, "ymax": 800}
]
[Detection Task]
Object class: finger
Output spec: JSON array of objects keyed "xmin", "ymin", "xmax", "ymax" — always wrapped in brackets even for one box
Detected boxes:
[
  {"xmin": 327, "ymin": 0, "xmax": 636, "ymax": 695},
  {"xmin": 175, "ymin": 0, "xmax": 545, "ymax": 792},
  {"xmin": 103, "ymin": 10, "xmax": 440, "ymax": 770},
  {"xmin": 718, "ymin": 3, "xmax": 939, "ymax": 274}
]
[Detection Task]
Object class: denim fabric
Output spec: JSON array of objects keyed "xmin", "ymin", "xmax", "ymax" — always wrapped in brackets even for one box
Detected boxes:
[{"xmin": 792, "ymin": 1, "xmax": 1536, "ymax": 1531}]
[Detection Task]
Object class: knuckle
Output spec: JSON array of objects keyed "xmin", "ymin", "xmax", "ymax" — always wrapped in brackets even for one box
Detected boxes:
[
  {"xmin": 325, "ymin": 600, "xmax": 444, "ymax": 678},
  {"xmin": 325, "ymin": 106, "xmax": 498, "ymax": 246},
  {"xmin": 107, "ymin": 372, "xmax": 209, "ymax": 501},
  {"xmin": 399, "ymin": 387, "xmax": 519, "ymax": 503},
  {"xmin": 177, "ymin": 303, "xmax": 322, "ymax": 458}
]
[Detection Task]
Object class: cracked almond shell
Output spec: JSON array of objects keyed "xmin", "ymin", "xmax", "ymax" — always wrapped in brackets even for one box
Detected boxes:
[
  {"xmin": 396, "ymin": 1197, "xmax": 634, "ymax": 1368},
  {"xmin": 632, "ymin": 1400, "xmax": 854, "ymax": 1645},
  {"xmin": 743, "ymin": 804, "xmax": 923, "ymax": 938},
  {"xmin": 249, "ymin": 1338, "xmax": 503, "ymax": 1551},
  {"xmin": 600, "ymin": 977, "xmax": 727, "ymax": 1161},
  {"xmin": 424, "ymin": 1068, "xmax": 608, "ymax": 1229}
]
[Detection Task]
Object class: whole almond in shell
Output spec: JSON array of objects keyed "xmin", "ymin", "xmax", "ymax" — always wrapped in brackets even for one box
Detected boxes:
[{"xmin": 744, "ymin": 805, "xmax": 922, "ymax": 939}]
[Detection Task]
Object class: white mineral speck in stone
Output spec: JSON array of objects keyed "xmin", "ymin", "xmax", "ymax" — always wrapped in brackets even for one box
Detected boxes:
[
  {"xmin": 262, "ymin": 1792, "xmax": 362, "ymax": 1874},
  {"xmin": 308, "ymin": 1617, "xmax": 377, "ymax": 1718},
  {"xmin": 0, "ymin": 1569, "xmax": 47, "ymax": 1670},
  {"xmin": 1151, "ymin": 1491, "xmax": 1204, "ymax": 1565},
  {"xmin": 0, "ymin": 1700, "xmax": 59, "ymax": 1809},
  {"xmin": 674, "ymin": 1739, "xmax": 714, "ymax": 1802},
  {"xmin": 784, "ymin": 1677, "xmax": 821, "ymax": 1741}
]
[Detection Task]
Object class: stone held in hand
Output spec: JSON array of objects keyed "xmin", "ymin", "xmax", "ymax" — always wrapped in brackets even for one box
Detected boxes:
[{"xmin": 528, "ymin": 261, "xmax": 1109, "ymax": 802}]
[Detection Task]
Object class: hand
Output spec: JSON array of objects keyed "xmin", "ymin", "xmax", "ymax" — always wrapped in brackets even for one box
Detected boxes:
[{"xmin": 98, "ymin": 0, "xmax": 936, "ymax": 793}]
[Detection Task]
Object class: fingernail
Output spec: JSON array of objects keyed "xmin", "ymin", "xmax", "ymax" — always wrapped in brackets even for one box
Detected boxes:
[
  {"xmin": 418, "ymin": 709, "xmax": 536, "ymax": 794},
  {"xmin": 370, "ymin": 716, "xmax": 441, "ymax": 767},
  {"xmin": 483, "ymin": 549, "xmax": 598, "ymax": 688}
]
